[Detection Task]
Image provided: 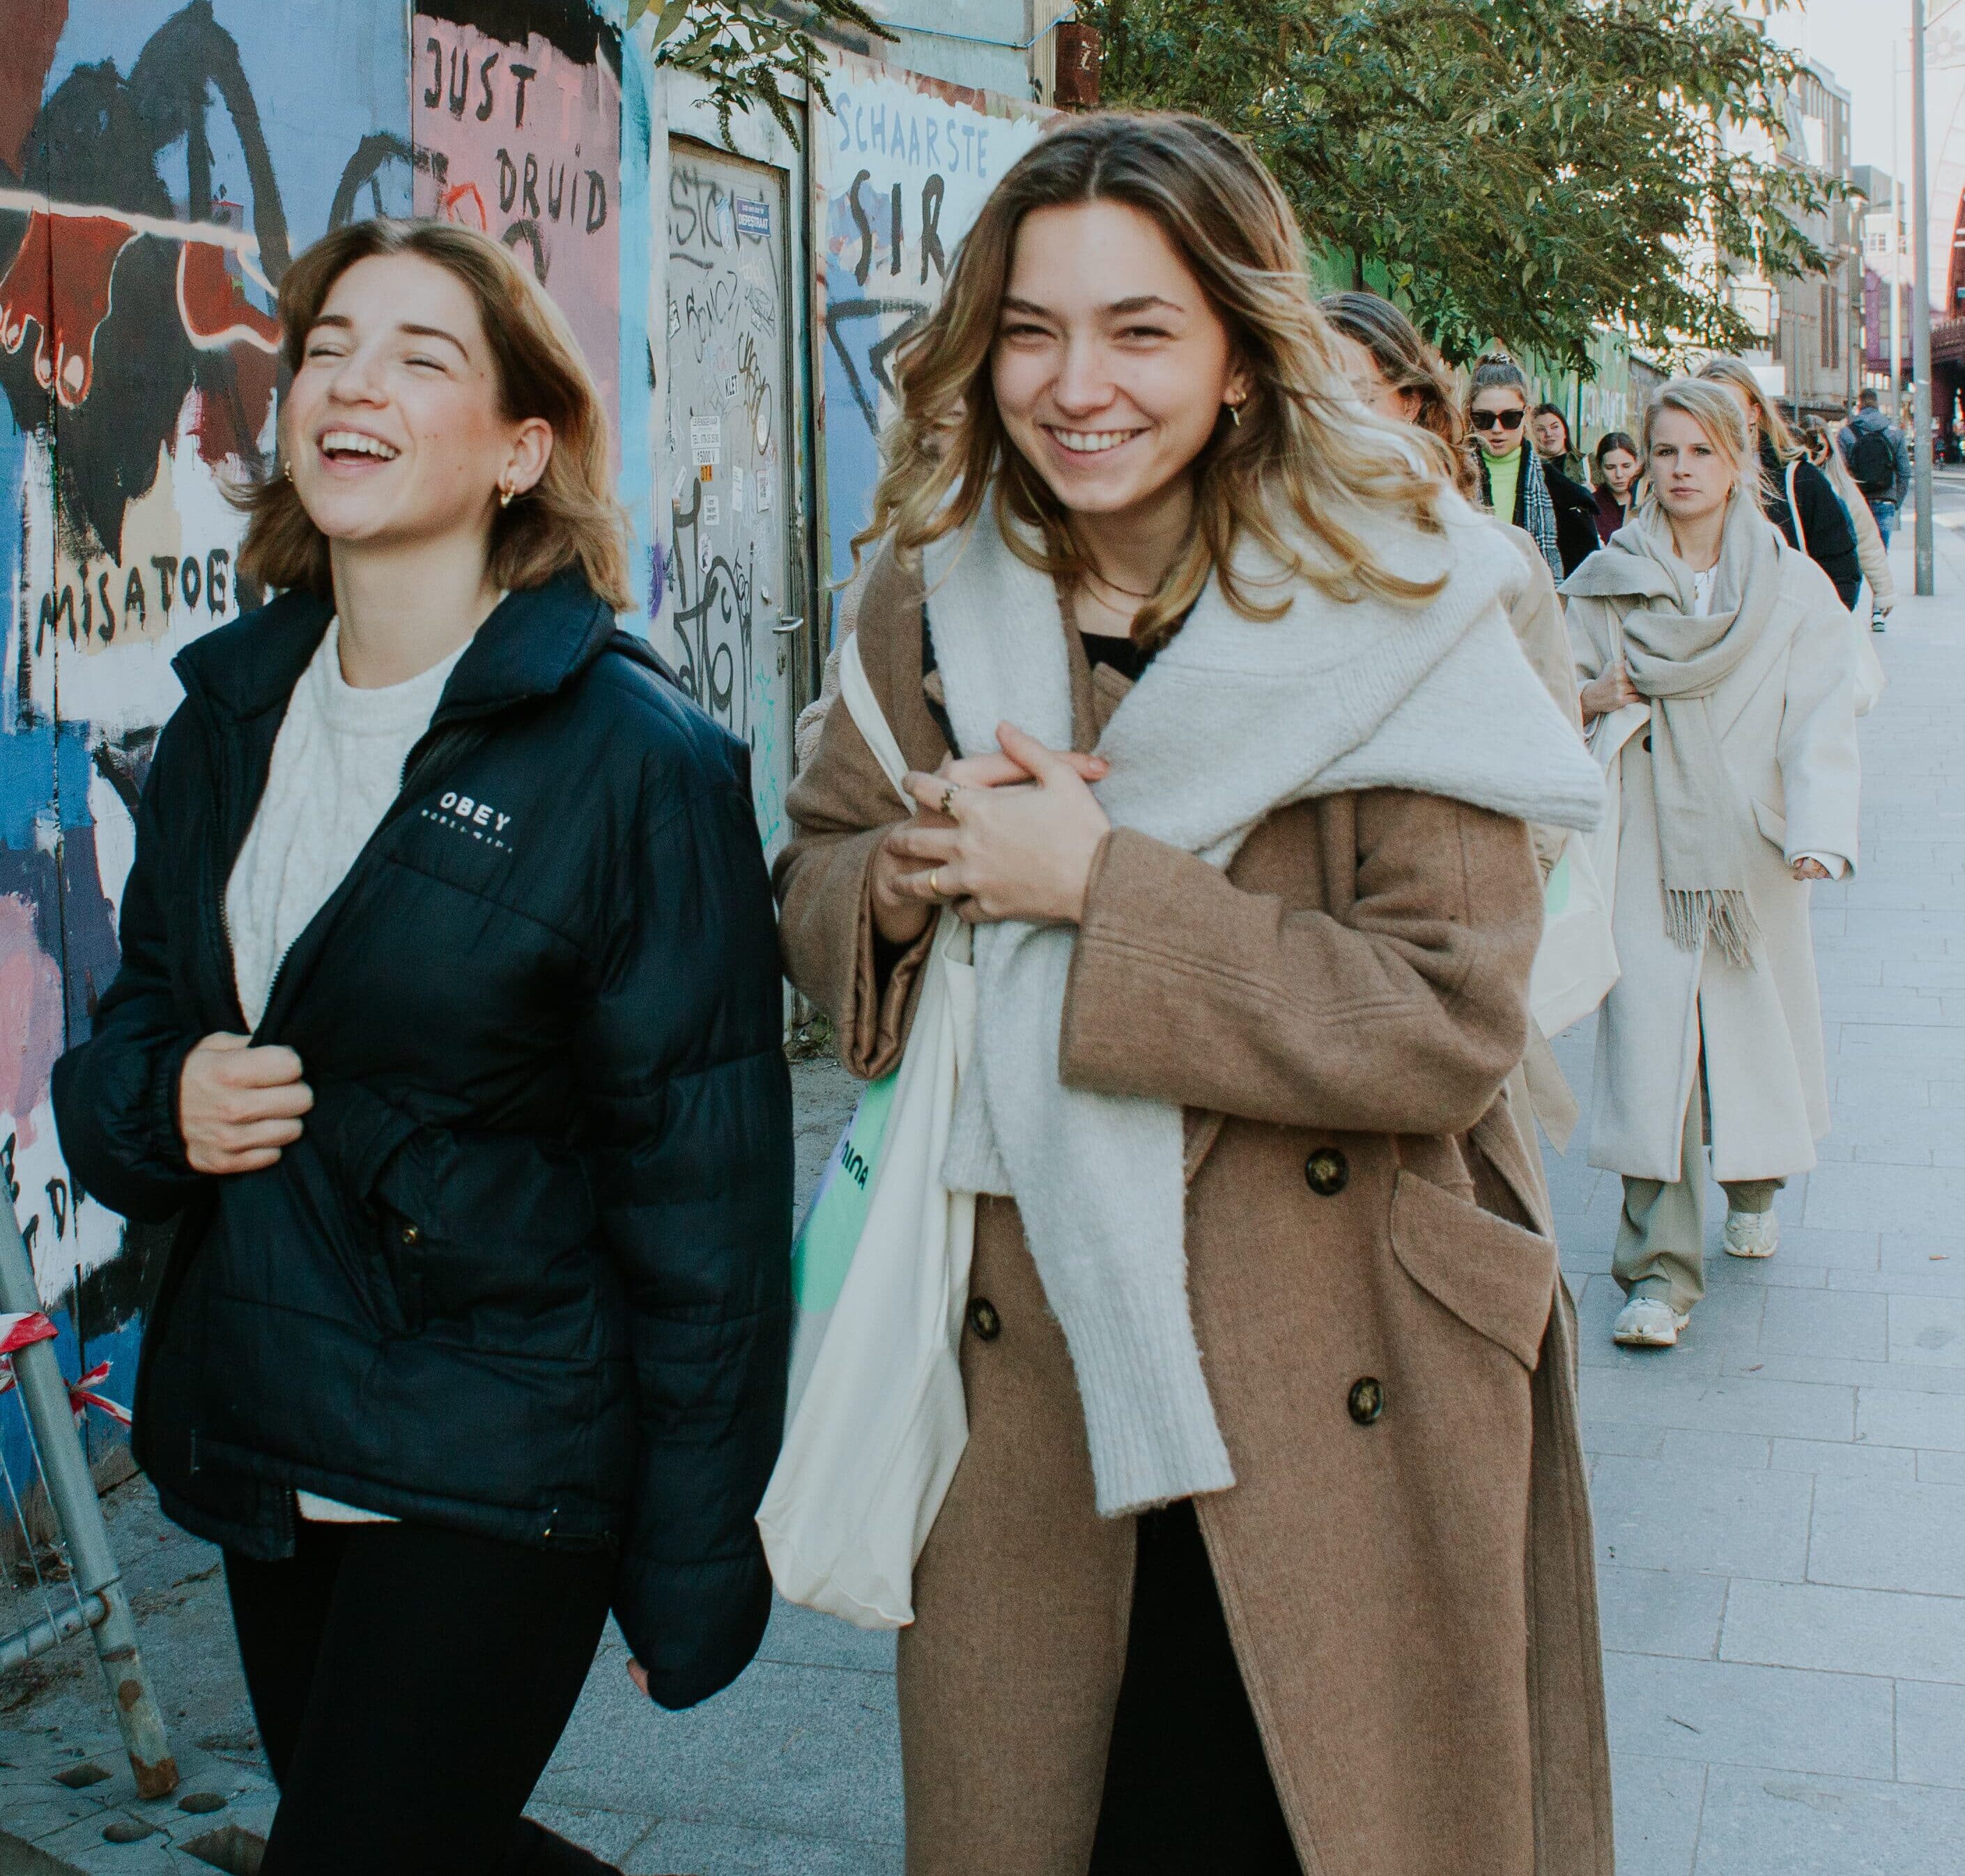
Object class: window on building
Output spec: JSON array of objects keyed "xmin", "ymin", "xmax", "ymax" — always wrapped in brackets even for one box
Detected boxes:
[{"xmin": 1822, "ymin": 282, "xmax": 1834, "ymax": 367}]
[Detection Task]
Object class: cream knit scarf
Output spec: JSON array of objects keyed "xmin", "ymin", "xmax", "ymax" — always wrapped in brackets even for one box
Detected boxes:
[
  {"xmin": 1561, "ymin": 491, "xmax": 1778, "ymax": 967},
  {"xmin": 922, "ymin": 492, "xmax": 1606, "ymax": 1517}
]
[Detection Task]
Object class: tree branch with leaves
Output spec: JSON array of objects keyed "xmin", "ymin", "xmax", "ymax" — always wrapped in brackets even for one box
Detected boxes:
[
  {"xmin": 628, "ymin": 0, "xmax": 897, "ymax": 146},
  {"xmin": 1086, "ymin": 0, "xmax": 1836, "ymax": 370}
]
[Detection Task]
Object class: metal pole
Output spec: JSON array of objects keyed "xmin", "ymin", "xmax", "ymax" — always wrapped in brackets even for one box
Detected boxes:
[
  {"xmin": 1894, "ymin": 56, "xmax": 1906, "ymax": 413},
  {"xmin": 0, "ymin": 1197, "xmax": 177, "ymax": 1799},
  {"xmin": 1914, "ymin": 0, "xmax": 1937, "ymax": 594}
]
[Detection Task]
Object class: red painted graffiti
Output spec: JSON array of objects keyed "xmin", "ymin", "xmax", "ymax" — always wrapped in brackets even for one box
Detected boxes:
[
  {"xmin": 0, "ymin": 208, "xmax": 140, "ymax": 407},
  {"xmin": 176, "ymin": 234, "xmax": 281, "ymax": 353},
  {"xmin": 0, "ymin": 199, "xmax": 279, "ymax": 414}
]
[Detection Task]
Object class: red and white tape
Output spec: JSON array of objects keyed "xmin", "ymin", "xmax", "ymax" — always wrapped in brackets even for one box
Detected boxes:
[{"xmin": 0, "ymin": 1313, "xmax": 134, "ymax": 1427}]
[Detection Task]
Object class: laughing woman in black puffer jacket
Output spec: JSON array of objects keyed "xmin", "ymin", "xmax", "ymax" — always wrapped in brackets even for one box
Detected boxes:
[{"xmin": 50, "ymin": 221, "xmax": 792, "ymax": 1876}]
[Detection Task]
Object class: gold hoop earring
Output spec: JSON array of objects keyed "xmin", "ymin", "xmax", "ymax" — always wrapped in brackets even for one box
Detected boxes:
[
  {"xmin": 1226, "ymin": 400, "xmax": 1243, "ymax": 428},
  {"xmin": 498, "ymin": 482, "xmax": 515, "ymax": 509}
]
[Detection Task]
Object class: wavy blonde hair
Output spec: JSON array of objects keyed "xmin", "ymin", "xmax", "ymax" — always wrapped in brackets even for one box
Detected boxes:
[
  {"xmin": 1696, "ymin": 356, "xmax": 1800, "ymax": 465},
  {"xmin": 236, "ymin": 220, "xmax": 634, "ymax": 610},
  {"xmin": 852, "ymin": 112, "xmax": 1456, "ymax": 649}
]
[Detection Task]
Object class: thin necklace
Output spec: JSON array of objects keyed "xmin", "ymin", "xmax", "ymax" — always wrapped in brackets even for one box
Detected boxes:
[{"xmin": 1084, "ymin": 564, "xmax": 1156, "ymax": 602}]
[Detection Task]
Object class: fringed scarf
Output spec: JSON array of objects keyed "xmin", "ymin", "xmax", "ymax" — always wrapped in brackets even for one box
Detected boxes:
[
  {"xmin": 1481, "ymin": 444, "xmax": 1564, "ymax": 581},
  {"xmin": 1562, "ymin": 491, "xmax": 1781, "ymax": 967}
]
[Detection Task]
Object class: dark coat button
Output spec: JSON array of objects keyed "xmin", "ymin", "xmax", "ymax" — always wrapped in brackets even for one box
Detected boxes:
[
  {"xmin": 968, "ymin": 1299, "xmax": 1001, "ymax": 1342},
  {"xmin": 1642, "ymin": 733, "xmax": 1653, "ymax": 752},
  {"xmin": 1348, "ymin": 1377, "xmax": 1385, "ymax": 1424},
  {"xmin": 1304, "ymin": 1148, "xmax": 1349, "ymax": 1197},
  {"xmin": 400, "ymin": 1224, "xmax": 421, "ymax": 1247}
]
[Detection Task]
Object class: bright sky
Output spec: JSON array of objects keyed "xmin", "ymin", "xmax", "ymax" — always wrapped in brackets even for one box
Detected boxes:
[{"xmin": 1773, "ymin": 0, "xmax": 1965, "ymax": 178}]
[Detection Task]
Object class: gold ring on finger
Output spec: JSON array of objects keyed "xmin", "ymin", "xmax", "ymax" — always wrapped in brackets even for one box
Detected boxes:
[
  {"xmin": 930, "ymin": 868, "xmax": 943, "ymax": 898},
  {"xmin": 939, "ymin": 781, "xmax": 959, "ymax": 817}
]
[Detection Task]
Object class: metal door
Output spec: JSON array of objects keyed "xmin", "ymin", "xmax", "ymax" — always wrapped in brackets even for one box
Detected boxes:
[{"xmin": 661, "ymin": 141, "xmax": 799, "ymax": 856}]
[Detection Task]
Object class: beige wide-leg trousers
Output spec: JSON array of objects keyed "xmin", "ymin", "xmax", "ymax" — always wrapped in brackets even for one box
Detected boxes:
[{"xmin": 1615, "ymin": 1056, "xmax": 1782, "ymax": 1315}]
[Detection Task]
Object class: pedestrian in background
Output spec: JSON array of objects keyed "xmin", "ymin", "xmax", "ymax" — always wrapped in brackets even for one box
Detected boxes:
[
  {"xmin": 51, "ymin": 220, "xmax": 793, "ymax": 1875},
  {"xmin": 778, "ymin": 111, "xmax": 1612, "ymax": 1876},
  {"xmin": 1589, "ymin": 430, "xmax": 1643, "ymax": 544},
  {"xmin": 1324, "ymin": 288, "xmax": 1590, "ymax": 1156},
  {"xmin": 1470, "ymin": 357, "xmax": 1599, "ymax": 578},
  {"xmin": 1698, "ymin": 357, "xmax": 1861, "ymax": 610},
  {"xmin": 1837, "ymin": 386, "xmax": 1911, "ymax": 551},
  {"xmin": 1318, "ymin": 289, "xmax": 1478, "ymax": 496},
  {"xmin": 1564, "ymin": 378, "xmax": 1859, "ymax": 1350},
  {"xmin": 1531, "ymin": 400, "xmax": 1588, "ymax": 485},
  {"xmin": 1805, "ymin": 417, "xmax": 1895, "ymax": 631}
]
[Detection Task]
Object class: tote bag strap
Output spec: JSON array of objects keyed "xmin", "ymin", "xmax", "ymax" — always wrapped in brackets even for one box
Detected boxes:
[
  {"xmin": 838, "ymin": 630, "xmax": 915, "ymax": 811},
  {"xmin": 1786, "ymin": 459, "xmax": 1810, "ymax": 557}
]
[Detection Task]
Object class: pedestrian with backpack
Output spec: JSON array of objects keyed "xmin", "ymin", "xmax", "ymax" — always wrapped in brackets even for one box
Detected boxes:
[{"xmin": 1839, "ymin": 387, "xmax": 1911, "ymax": 549}]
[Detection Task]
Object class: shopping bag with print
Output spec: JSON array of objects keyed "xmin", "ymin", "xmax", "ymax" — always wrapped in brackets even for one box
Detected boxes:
[{"xmin": 756, "ymin": 631, "xmax": 977, "ymax": 1629}]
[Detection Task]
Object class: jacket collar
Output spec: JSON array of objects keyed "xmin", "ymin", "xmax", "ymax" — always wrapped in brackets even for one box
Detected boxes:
[{"xmin": 174, "ymin": 572, "xmax": 618, "ymax": 723}]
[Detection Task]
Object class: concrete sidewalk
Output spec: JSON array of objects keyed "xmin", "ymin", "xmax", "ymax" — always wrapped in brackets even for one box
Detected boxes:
[{"xmin": 1, "ymin": 525, "xmax": 1959, "ymax": 1873}]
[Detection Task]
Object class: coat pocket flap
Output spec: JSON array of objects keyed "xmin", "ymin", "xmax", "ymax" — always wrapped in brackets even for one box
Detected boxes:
[
  {"xmin": 1752, "ymin": 797, "xmax": 1789, "ymax": 851},
  {"xmin": 1389, "ymin": 1170, "xmax": 1557, "ymax": 1369}
]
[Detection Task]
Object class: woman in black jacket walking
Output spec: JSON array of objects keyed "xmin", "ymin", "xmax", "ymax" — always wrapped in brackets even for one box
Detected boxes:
[
  {"xmin": 50, "ymin": 221, "xmax": 792, "ymax": 1875},
  {"xmin": 1467, "ymin": 356, "xmax": 1600, "ymax": 578},
  {"xmin": 1698, "ymin": 357, "xmax": 1862, "ymax": 610}
]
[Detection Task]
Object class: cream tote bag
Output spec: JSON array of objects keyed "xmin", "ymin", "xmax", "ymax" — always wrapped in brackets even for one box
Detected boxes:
[{"xmin": 755, "ymin": 631, "xmax": 977, "ymax": 1631}]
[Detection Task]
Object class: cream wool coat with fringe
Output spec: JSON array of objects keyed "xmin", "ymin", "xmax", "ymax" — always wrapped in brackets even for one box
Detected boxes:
[{"xmin": 1568, "ymin": 533, "xmax": 1860, "ymax": 1182}]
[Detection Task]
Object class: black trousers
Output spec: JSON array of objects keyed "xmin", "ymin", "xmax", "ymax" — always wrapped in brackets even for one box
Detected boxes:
[
  {"xmin": 224, "ymin": 1517, "xmax": 619, "ymax": 1875},
  {"xmin": 1090, "ymin": 1501, "xmax": 1303, "ymax": 1875}
]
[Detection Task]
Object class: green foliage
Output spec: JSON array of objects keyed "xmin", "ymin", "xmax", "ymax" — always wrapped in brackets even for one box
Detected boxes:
[
  {"xmin": 626, "ymin": 0, "xmax": 896, "ymax": 147},
  {"xmin": 1084, "ymin": 0, "xmax": 1837, "ymax": 371}
]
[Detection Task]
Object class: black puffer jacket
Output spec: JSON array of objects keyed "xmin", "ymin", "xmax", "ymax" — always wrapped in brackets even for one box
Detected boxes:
[
  {"xmin": 1759, "ymin": 440, "xmax": 1861, "ymax": 611},
  {"xmin": 51, "ymin": 576, "xmax": 792, "ymax": 1709}
]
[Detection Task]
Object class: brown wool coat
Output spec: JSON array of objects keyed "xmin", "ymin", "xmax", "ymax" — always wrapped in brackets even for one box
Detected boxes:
[{"xmin": 773, "ymin": 544, "xmax": 1612, "ymax": 1876}]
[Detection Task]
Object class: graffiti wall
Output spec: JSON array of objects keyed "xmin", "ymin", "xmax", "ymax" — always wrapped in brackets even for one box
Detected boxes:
[
  {"xmin": 0, "ymin": 0, "xmax": 638, "ymax": 1468},
  {"xmin": 813, "ymin": 54, "xmax": 1051, "ymax": 606}
]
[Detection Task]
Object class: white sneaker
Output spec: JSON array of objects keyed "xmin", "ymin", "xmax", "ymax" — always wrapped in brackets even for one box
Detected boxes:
[
  {"xmin": 1724, "ymin": 1210, "xmax": 1780, "ymax": 1259},
  {"xmin": 1614, "ymin": 1297, "xmax": 1690, "ymax": 1346}
]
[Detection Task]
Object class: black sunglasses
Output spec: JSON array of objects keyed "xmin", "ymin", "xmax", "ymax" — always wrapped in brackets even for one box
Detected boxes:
[{"xmin": 1470, "ymin": 408, "xmax": 1525, "ymax": 433}]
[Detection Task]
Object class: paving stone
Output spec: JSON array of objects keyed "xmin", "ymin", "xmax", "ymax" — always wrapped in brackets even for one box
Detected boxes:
[
  {"xmin": 1769, "ymin": 1437, "xmax": 1916, "ymax": 1481},
  {"xmin": 1590, "ymin": 1456, "xmax": 1812, "ymax": 1579},
  {"xmin": 1889, "ymin": 1293, "xmax": 1965, "ymax": 1368},
  {"xmin": 1721, "ymin": 1578, "xmax": 1965, "ymax": 1681},
  {"xmin": 1916, "ymin": 1447, "xmax": 1965, "ymax": 1485},
  {"xmin": 1760, "ymin": 1286, "xmax": 1889, "ymax": 1361},
  {"xmin": 1693, "ymin": 1762, "xmax": 1965, "ymax": 1875},
  {"xmin": 1582, "ymin": 1366, "xmax": 1855, "ymax": 1442},
  {"xmin": 1857, "ymin": 1385, "xmax": 1965, "ymax": 1450},
  {"xmin": 1596, "ymin": 1567, "xmax": 1728, "ymax": 1661},
  {"xmin": 1807, "ymin": 1476, "xmax": 1965, "ymax": 1597},
  {"xmin": 1807, "ymin": 1163, "xmax": 1965, "ymax": 1236},
  {"xmin": 1893, "ymin": 1676, "xmax": 1965, "ymax": 1788},
  {"xmin": 1608, "ymin": 1753, "xmax": 1704, "ymax": 1876},
  {"xmin": 1582, "ymin": 1419, "xmax": 1667, "ymax": 1459},
  {"xmin": 525, "ymin": 1801, "xmax": 654, "ymax": 1864},
  {"xmin": 629, "ymin": 1817, "xmax": 903, "ymax": 1875},
  {"xmin": 1603, "ymin": 1652, "xmax": 1895, "ymax": 1778},
  {"xmin": 1656, "ymin": 1429, "xmax": 1771, "ymax": 1471}
]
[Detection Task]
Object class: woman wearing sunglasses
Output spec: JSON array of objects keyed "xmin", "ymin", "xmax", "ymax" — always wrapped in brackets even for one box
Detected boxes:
[{"xmin": 1468, "ymin": 356, "xmax": 1598, "ymax": 580}]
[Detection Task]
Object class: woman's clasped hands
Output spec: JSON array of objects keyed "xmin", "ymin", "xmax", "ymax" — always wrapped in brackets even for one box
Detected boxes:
[{"xmin": 869, "ymin": 721, "xmax": 1112, "ymax": 943}]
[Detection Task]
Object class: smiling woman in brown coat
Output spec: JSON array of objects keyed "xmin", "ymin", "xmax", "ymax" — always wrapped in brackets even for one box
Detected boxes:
[{"xmin": 775, "ymin": 113, "xmax": 1613, "ymax": 1876}]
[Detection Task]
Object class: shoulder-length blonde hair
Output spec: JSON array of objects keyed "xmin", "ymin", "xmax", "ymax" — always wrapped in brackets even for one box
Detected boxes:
[
  {"xmin": 1696, "ymin": 356, "xmax": 1799, "ymax": 465},
  {"xmin": 236, "ymin": 219, "xmax": 634, "ymax": 611},
  {"xmin": 854, "ymin": 111, "xmax": 1455, "ymax": 649},
  {"xmin": 1640, "ymin": 377, "xmax": 1756, "ymax": 497}
]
